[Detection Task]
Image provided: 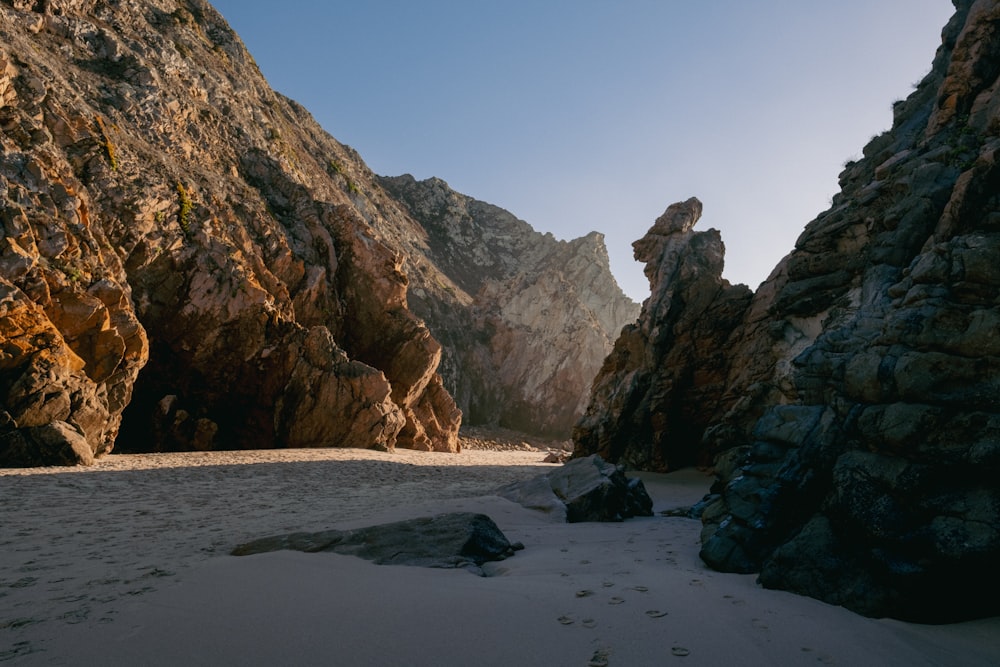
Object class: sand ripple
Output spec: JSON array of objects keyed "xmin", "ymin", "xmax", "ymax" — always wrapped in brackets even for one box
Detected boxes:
[{"xmin": 0, "ymin": 448, "xmax": 548, "ymax": 658}]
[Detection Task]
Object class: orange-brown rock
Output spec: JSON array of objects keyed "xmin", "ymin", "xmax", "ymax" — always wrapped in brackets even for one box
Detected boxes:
[{"xmin": 0, "ymin": 0, "xmax": 461, "ymax": 463}]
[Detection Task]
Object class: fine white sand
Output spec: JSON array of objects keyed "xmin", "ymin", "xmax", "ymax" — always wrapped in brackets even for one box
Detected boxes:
[{"xmin": 2, "ymin": 448, "xmax": 998, "ymax": 666}]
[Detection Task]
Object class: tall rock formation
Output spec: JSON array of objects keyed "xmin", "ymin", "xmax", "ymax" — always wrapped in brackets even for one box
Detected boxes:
[
  {"xmin": 379, "ymin": 175, "xmax": 639, "ymax": 438},
  {"xmin": 576, "ymin": 0, "xmax": 1000, "ymax": 621},
  {"xmin": 0, "ymin": 0, "xmax": 461, "ymax": 463},
  {"xmin": 573, "ymin": 198, "xmax": 752, "ymax": 470}
]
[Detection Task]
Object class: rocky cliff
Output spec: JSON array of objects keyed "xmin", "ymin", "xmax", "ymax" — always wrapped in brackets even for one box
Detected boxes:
[
  {"xmin": 573, "ymin": 198, "xmax": 752, "ymax": 470},
  {"xmin": 575, "ymin": 0, "xmax": 1000, "ymax": 621},
  {"xmin": 0, "ymin": 0, "xmax": 463, "ymax": 463},
  {"xmin": 0, "ymin": 0, "xmax": 635, "ymax": 466},
  {"xmin": 379, "ymin": 175, "xmax": 638, "ymax": 438}
]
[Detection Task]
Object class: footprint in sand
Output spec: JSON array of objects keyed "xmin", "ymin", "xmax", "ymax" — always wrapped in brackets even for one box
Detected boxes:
[
  {"xmin": 671, "ymin": 646, "xmax": 690, "ymax": 657},
  {"xmin": 645, "ymin": 610, "xmax": 668, "ymax": 618},
  {"xmin": 557, "ymin": 615, "xmax": 575, "ymax": 625},
  {"xmin": 582, "ymin": 618, "xmax": 597, "ymax": 628},
  {"xmin": 629, "ymin": 585, "xmax": 649, "ymax": 592},
  {"xmin": 601, "ymin": 581, "xmax": 615, "ymax": 588},
  {"xmin": 801, "ymin": 646, "xmax": 835, "ymax": 664},
  {"xmin": 588, "ymin": 647, "xmax": 611, "ymax": 666},
  {"xmin": 608, "ymin": 596, "xmax": 625, "ymax": 605},
  {"xmin": 576, "ymin": 590, "xmax": 595, "ymax": 598}
]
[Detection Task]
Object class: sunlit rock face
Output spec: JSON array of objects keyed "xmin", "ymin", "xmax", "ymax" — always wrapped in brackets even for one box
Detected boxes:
[
  {"xmin": 576, "ymin": 0, "xmax": 1000, "ymax": 621},
  {"xmin": 380, "ymin": 175, "xmax": 639, "ymax": 439},
  {"xmin": 0, "ymin": 0, "xmax": 461, "ymax": 463}
]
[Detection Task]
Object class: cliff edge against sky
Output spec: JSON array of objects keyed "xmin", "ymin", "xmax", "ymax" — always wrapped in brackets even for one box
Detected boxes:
[
  {"xmin": 0, "ymin": 0, "xmax": 631, "ymax": 464},
  {"xmin": 380, "ymin": 174, "xmax": 637, "ymax": 438},
  {"xmin": 575, "ymin": 0, "xmax": 1000, "ymax": 621}
]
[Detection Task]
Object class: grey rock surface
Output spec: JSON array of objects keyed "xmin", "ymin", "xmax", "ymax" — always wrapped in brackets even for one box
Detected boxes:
[
  {"xmin": 574, "ymin": 0, "xmax": 1000, "ymax": 621},
  {"xmin": 498, "ymin": 454, "xmax": 653, "ymax": 522},
  {"xmin": 380, "ymin": 175, "xmax": 639, "ymax": 438},
  {"xmin": 573, "ymin": 198, "xmax": 752, "ymax": 471},
  {"xmin": 231, "ymin": 512, "xmax": 521, "ymax": 575}
]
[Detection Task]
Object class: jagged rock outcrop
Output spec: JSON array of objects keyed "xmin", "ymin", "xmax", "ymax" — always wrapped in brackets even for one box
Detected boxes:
[
  {"xmin": 573, "ymin": 198, "xmax": 752, "ymax": 471},
  {"xmin": 379, "ymin": 175, "xmax": 639, "ymax": 438},
  {"xmin": 0, "ymin": 0, "xmax": 461, "ymax": 464},
  {"xmin": 497, "ymin": 454, "xmax": 654, "ymax": 523},
  {"xmin": 575, "ymin": 0, "xmax": 1000, "ymax": 622}
]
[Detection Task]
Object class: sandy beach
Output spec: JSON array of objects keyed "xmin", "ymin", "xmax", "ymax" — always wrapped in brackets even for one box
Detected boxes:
[{"xmin": 2, "ymin": 446, "xmax": 998, "ymax": 666}]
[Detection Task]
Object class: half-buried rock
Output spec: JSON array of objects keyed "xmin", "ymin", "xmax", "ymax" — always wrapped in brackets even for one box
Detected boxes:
[
  {"xmin": 498, "ymin": 454, "xmax": 653, "ymax": 522},
  {"xmin": 231, "ymin": 512, "xmax": 522, "ymax": 576}
]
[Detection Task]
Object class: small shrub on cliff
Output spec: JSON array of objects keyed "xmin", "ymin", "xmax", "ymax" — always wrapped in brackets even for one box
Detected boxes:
[
  {"xmin": 328, "ymin": 160, "xmax": 360, "ymax": 194},
  {"xmin": 176, "ymin": 181, "xmax": 193, "ymax": 234}
]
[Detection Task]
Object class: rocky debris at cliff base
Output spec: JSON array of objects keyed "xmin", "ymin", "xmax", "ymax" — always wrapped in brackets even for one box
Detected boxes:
[
  {"xmin": 497, "ymin": 454, "xmax": 654, "ymax": 522},
  {"xmin": 0, "ymin": 420, "xmax": 94, "ymax": 467},
  {"xmin": 460, "ymin": 425, "xmax": 572, "ymax": 462},
  {"xmin": 231, "ymin": 512, "xmax": 522, "ymax": 576},
  {"xmin": 542, "ymin": 450, "xmax": 572, "ymax": 463}
]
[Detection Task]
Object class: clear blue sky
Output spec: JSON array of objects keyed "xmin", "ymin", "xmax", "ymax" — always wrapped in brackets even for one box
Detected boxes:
[{"xmin": 210, "ymin": 1, "xmax": 954, "ymax": 301}]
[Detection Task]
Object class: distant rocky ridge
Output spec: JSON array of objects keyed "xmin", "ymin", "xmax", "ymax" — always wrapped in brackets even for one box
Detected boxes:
[
  {"xmin": 379, "ymin": 175, "xmax": 638, "ymax": 438},
  {"xmin": 575, "ymin": 0, "xmax": 1000, "ymax": 621}
]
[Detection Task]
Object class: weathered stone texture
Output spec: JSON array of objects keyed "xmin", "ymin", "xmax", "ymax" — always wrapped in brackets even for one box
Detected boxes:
[
  {"xmin": 380, "ymin": 175, "xmax": 639, "ymax": 438},
  {"xmin": 576, "ymin": 0, "xmax": 1000, "ymax": 621},
  {"xmin": 0, "ymin": 0, "xmax": 461, "ymax": 463},
  {"xmin": 573, "ymin": 198, "xmax": 752, "ymax": 471}
]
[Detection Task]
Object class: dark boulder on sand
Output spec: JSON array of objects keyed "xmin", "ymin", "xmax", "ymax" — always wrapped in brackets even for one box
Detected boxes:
[
  {"xmin": 232, "ymin": 512, "xmax": 522, "ymax": 576},
  {"xmin": 498, "ymin": 454, "xmax": 653, "ymax": 522}
]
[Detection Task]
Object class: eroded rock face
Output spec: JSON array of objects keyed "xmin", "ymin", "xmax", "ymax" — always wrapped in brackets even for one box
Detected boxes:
[
  {"xmin": 0, "ymin": 41, "xmax": 148, "ymax": 465},
  {"xmin": 380, "ymin": 175, "xmax": 639, "ymax": 438},
  {"xmin": 573, "ymin": 198, "xmax": 752, "ymax": 471},
  {"xmin": 576, "ymin": 0, "xmax": 1000, "ymax": 621},
  {"xmin": 0, "ymin": 0, "xmax": 460, "ymax": 463}
]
